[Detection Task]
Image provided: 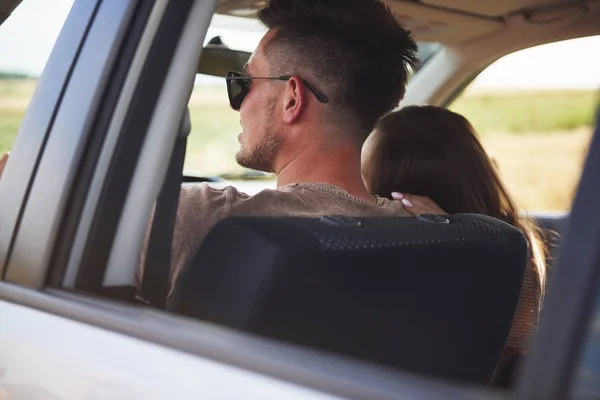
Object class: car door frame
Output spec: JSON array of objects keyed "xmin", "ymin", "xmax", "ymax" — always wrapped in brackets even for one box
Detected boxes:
[{"xmin": 0, "ymin": 0, "xmax": 102, "ymax": 279}]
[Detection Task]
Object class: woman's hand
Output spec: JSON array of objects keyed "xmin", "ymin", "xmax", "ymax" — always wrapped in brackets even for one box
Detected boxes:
[
  {"xmin": 391, "ymin": 192, "xmax": 447, "ymax": 216},
  {"xmin": 0, "ymin": 152, "xmax": 9, "ymax": 179}
]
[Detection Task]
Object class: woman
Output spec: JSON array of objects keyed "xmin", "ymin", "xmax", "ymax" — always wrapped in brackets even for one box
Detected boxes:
[{"xmin": 362, "ymin": 105, "xmax": 547, "ymax": 367}]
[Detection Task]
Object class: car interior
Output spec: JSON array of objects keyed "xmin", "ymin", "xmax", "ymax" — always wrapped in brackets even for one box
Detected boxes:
[
  {"xmin": 0, "ymin": 0, "xmax": 599, "ymax": 395},
  {"xmin": 136, "ymin": 0, "xmax": 599, "ymax": 389}
]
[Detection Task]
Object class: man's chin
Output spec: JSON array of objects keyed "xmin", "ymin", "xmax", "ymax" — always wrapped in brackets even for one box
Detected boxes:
[
  {"xmin": 235, "ymin": 151, "xmax": 273, "ymax": 173},
  {"xmin": 235, "ymin": 150, "xmax": 255, "ymax": 170},
  {"xmin": 235, "ymin": 150, "xmax": 247, "ymax": 168}
]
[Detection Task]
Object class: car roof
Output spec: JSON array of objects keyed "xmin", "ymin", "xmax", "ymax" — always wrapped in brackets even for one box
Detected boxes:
[
  {"xmin": 2, "ymin": 0, "xmax": 599, "ymax": 47},
  {"xmin": 216, "ymin": 0, "xmax": 600, "ymax": 45}
]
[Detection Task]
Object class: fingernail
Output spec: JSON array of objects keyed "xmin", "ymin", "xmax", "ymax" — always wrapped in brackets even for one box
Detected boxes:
[
  {"xmin": 401, "ymin": 198, "xmax": 413, "ymax": 208},
  {"xmin": 391, "ymin": 192, "xmax": 403, "ymax": 200}
]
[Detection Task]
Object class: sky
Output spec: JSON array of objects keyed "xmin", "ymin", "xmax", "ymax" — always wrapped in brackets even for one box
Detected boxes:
[{"xmin": 0, "ymin": 0, "xmax": 598, "ymax": 90}]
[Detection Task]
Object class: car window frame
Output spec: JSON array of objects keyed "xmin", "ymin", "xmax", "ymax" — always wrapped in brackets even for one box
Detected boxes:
[
  {"xmin": 0, "ymin": 0, "xmax": 141, "ymax": 287},
  {"xmin": 71, "ymin": 0, "xmax": 201, "ymax": 293},
  {"xmin": 0, "ymin": 0, "xmax": 101, "ymax": 279}
]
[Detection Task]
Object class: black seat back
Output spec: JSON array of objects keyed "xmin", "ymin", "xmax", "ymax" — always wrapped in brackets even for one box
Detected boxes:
[{"xmin": 171, "ymin": 214, "xmax": 528, "ymax": 384}]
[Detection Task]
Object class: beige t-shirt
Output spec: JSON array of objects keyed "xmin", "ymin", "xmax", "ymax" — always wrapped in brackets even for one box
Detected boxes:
[{"xmin": 136, "ymin": 182, "xmax": 410, "ymax": 296}]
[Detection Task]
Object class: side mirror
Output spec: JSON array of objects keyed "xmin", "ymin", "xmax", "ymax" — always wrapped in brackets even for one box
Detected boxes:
[{"xmin": 197, "ymin": 36, "xmax": 251, "ymax": 77}]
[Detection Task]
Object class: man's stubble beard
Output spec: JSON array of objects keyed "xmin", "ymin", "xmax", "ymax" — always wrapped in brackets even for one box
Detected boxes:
[{"xmin": 235, "ymin": 97, "xmax": 281, "ymax": 173}]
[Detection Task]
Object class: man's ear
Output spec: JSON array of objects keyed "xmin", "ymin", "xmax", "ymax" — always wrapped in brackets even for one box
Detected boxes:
[{"xmin": 282, "ymin": 76, "xmax": 306, "ymax": 124}]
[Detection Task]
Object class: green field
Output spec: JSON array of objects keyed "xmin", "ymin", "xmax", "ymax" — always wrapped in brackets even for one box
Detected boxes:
[
  {"xmin": 451, "ymin": 89, "xmax": 599, "ymax": 135},
  {"xmin": 0, "ymin": 108, "xmax": 24, "ymax": 153},
  {"xmin": 0, "ymin": 79, "xmax": 597, "ymax": 211},
  {"xmin": 0, "ymin": 79, "xmax": 37, "ymax": 153}
]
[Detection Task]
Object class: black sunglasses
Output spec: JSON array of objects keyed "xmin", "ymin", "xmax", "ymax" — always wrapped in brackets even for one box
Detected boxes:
[{"xmin": 225, "ymin": 70, "xmax": 329, "ymax": 111}]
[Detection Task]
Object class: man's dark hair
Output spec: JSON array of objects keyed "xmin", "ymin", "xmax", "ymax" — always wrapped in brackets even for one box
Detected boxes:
[{"xmin": 257, "ymin": 0, "xmax": 418, "ymax": 143}]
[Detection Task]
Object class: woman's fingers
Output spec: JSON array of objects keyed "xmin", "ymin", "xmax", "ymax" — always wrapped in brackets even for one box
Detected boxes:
[
  {"xmin": 392, "ymin": 192, "xmax": 447, "ymax": 216},
  {"xmin": 391, "ymin": 192, "xmax": 403, "ymax": 200},
  {"xmin": 0, "ymin": 152, "xmax": 9, "ymax": 179}
]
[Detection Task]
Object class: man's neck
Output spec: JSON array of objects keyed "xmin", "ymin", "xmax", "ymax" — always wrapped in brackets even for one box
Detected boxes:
[{"xmin": 275, "ymin": 145, "xmax": 374, "ymax": 203}]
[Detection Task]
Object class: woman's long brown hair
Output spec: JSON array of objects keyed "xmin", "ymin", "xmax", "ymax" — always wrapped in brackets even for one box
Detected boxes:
[{"xmin": 365, "ymin": 105, "xmax": 547, "ymax": 301}]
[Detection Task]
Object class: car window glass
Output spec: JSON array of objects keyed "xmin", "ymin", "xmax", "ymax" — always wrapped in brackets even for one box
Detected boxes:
[
  {"xmin": 184, "ymin": 14, "xmax": 274, "ymax": 194},
  {"xmin": 0, "ymin": 0, "xmax": 75, "ymax": 154},
  {"xmin": 449, "ymin": 35, "xmax": 600, "ymax": 212}
]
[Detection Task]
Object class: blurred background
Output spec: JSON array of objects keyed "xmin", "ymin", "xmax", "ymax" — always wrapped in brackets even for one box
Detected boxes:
[{"xmin": 1, "ymin": 0, "xmax": 598, "ymax": 211}]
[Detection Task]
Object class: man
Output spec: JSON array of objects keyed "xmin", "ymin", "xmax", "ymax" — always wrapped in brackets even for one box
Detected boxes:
[
  {"xmin": 0, "ymin": 0, "xmax": 420, "ymax": 297},
  {"xmin": 136, "ymin": 0, "xmax": 420, "ymax": 297}
]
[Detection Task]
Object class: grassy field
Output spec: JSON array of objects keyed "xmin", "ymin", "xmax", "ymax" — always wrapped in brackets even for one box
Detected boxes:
[
  {"xmin": 451, "ymin": 89, "xmax": 598, "ymax": 135},
  {"xmin": 0, "ymin": 79, "xmax": 596, "ymax": 211},
  {"xmin": 450, "ymin": 89, "xmax": 597, "ymax": 211},
  {"xmin": 482, "ymin": 128, "xmax": 590, "ymax": 211},
  {"xmin": 0, "ymin": 79, "xmax": 36, "ymax": 153}
]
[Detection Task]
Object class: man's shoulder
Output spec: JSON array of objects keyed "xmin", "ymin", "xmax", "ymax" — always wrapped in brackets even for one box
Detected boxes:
[
  {"xmin": 178, "ymin": 182, "xmax": 410, "ymax": 217},
  {"xmin": 179, "ymin": 183, "xmax": 284, "ymax": 210},
  {"xmin": 180, "ymin": 183, "xmax": 249, "ymax": 202},
  {"xmin": 178, "ymin": 183, "xmax": 298, "ymax": 220}
]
